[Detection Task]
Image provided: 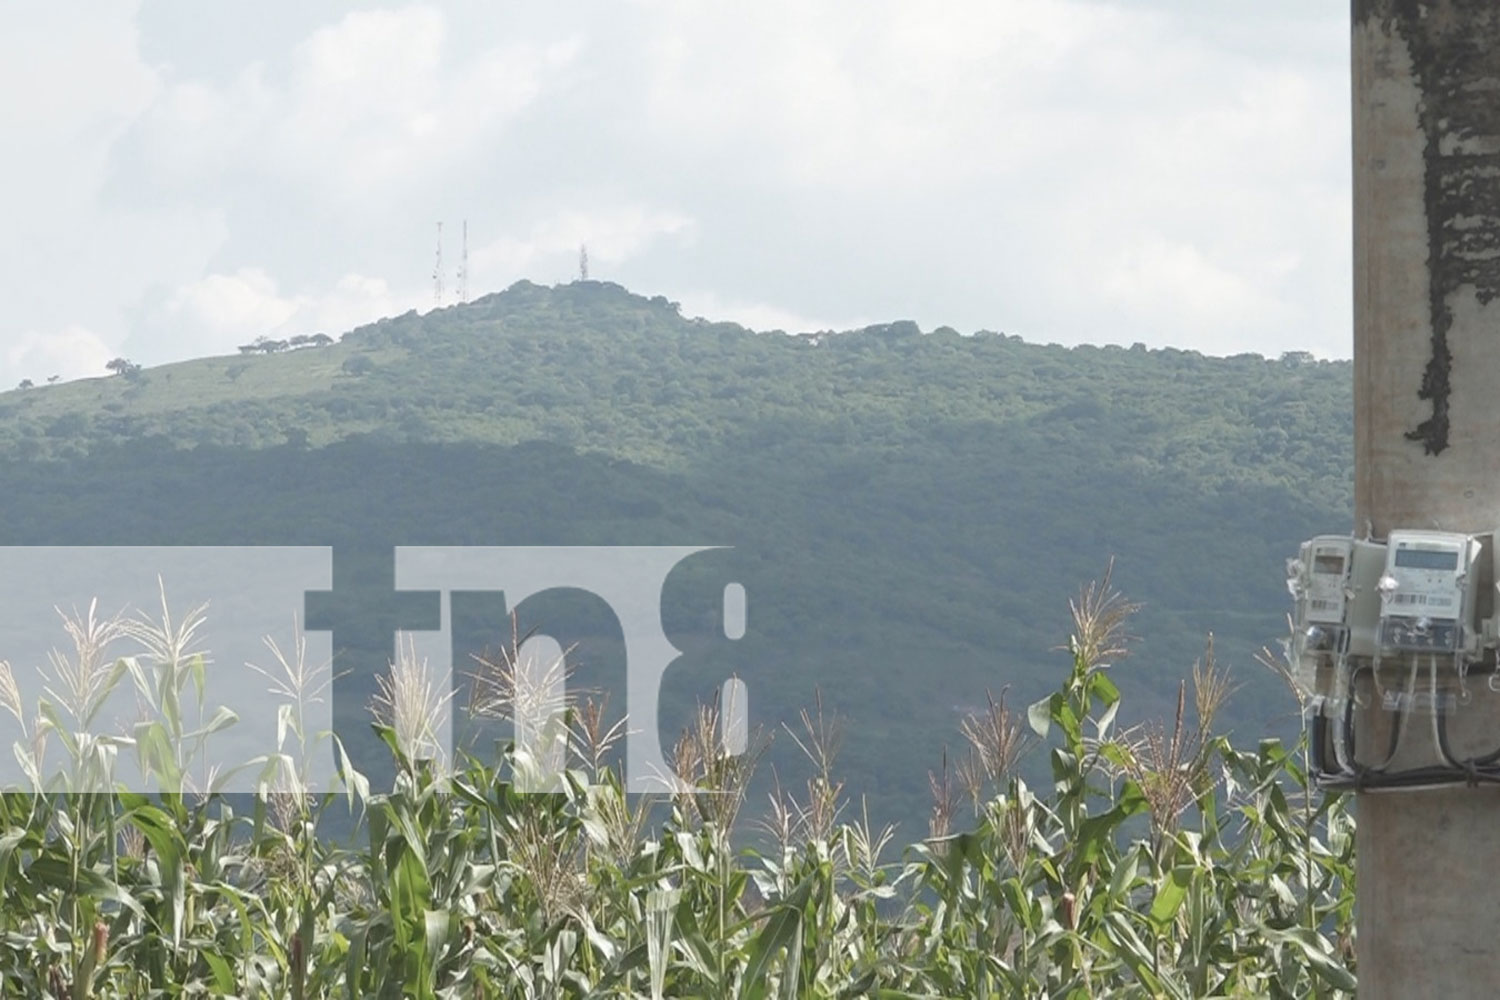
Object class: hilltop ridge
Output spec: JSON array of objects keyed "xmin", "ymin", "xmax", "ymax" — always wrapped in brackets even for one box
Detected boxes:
[{"xmin": 0, "ymin": 279, "xmax": 1352, "ymax": 825}]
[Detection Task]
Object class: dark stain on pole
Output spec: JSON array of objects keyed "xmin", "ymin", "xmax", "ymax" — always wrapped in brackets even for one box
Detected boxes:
[{"xmin": 1357, "ymin": 1, "xmax": 1500, "ymax": 456}]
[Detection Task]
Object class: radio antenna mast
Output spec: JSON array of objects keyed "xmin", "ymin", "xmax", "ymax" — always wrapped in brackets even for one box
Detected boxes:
[
  {"xmin": 432, "ymin": 222, "xmax": 444, "ymax": 306},
  {"xmin": 457, "ymin": 220, "xmax": 469, "ymax": 304}
]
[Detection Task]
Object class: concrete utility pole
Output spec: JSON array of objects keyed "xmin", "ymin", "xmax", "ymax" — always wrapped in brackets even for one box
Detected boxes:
[{"xmin": 1354, "ymin": 3, "xmax": 1500, "ymax": 996}]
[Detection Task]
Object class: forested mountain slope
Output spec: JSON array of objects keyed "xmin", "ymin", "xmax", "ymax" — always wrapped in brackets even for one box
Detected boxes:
[{"xmin": 0, "ymin": 280, "xmax": 1352, "ymax": 827}]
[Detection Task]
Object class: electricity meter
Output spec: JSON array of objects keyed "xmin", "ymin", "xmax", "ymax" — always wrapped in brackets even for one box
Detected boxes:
[
  {"xmin": 1289, "ymin": 536, "xmax": 1386, "ymax": 711},
  {"xmin": 1289, "ymin": 536, "xmax": 1355, "ymax": 656},
  {"xmin": 1299, "ymin": 537, "xmax": 1355, "ymax": 638},
  {"xmin": 1377, "ymin": 530, "xmax": 1481, "ymax": 653}
]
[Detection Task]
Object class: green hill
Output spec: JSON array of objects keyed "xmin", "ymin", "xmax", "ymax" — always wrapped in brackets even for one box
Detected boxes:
[{"xmin": 0, "ymin": 280, "xmax": 1352, "ymax": 829}]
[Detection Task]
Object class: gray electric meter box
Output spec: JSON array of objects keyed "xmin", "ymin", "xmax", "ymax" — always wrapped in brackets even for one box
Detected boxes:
[
  {"xmin": 1293, "ymin": 536, "xmax": 1356, "ymax": 651},
  {"xmin": 1289, "ymin": 536, "xmax": 1386, "ymax": 701},
  {"xmin": 1378, "ymin": 530, "xmax": 1482, "ymax": 653}
]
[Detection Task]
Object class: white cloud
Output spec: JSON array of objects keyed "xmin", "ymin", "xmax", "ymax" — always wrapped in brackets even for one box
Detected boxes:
[
  {"xmin": 628, "ymin": 0, "xmax": 1350, "ymax": 355},
  {"xmin": 0, "ymin": 3, "xmax": 158, "ymax": 136},
  {"xmin": 131, "ymin": 6, "xmax": 581, "ymax": 202},
  {"xmin": 164, "ymin": 268, "xmax": 301, "ymax": 346},
  {"xmin": 0, "ymin": 3, "xmax": 178, "ymax": 347},
  {"xmin": 0, "ymin": 0, "xmax": 1355, "ymax": 374},
  {"xmin": 5, "ymin": 327, "xmax": 116, "ymax": 386},
  {"xmin": 471, "ymin": 207, "xmax": 696, "ymax": 286},
  {"xmin": 128, "ymin": 268, "xmax": 422, "ymax": 362},
  {"xmin": 305, "ymin": 274, "xmax": 420, "ymax": 335},
  {"xmin": 637, "ymin": 0, "xmax": 1158, "ymax": 189},
  {"xmin": 1099, "ymin": 237, "xmax": 1293, "ymax": 353},
  {"xmin": 673, "ymin": 292, "xmax": 867, "ymax": 335}
]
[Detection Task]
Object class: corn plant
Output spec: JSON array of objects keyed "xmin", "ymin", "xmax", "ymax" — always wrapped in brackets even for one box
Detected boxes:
[{"xmin": 0, "ymin": 574, "xmax": 1353, "ymax": 998}]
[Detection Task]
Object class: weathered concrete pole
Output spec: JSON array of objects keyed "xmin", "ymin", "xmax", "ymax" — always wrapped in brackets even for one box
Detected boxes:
[{"xmin": 1354, "ymin": 3, "xmax": 1500, "ymax": 996}]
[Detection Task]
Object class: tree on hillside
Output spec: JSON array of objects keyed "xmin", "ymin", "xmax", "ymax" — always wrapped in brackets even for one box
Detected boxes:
[
  {"xmin": 237, "ymin": 336, "xmax": 292, "ymax": 355},
  {"xmin": 16, "ymin": 379, "xmax": 32, "ymax": 390},
  {"xmin": 105, "ymin": 358, "xmax": 141, "ymax": 376}
]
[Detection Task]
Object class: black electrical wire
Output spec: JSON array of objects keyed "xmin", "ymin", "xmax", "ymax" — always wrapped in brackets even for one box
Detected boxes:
[
  {"xmin": 1358, "ymin": 662, "xmax": 1412, "ymax": 775},
  {"xmin": 1314, "ymin": 658, "xmax": 1500, "ymax": 791},
  {"xmin": 1309, "ymin": 663, "xmax": 1359, "ymax": 781},
  {"xmin": 1437, "ymin": 667, "xmax": 1500, "ymax": 769},
  {"xmin": 1430, "ymin": 656, "xmax": 1472, "ymax": 774},
  {"xmin": 1433, "ymin": 681, "xmax": 1500, "ymax": 779}
]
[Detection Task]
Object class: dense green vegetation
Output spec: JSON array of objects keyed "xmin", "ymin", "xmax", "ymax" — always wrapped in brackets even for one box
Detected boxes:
[
  {"xmin": 0, "ymin": 280, "xmax": 1353, "ymax": 829},
  {"xmin": 0, "ymin": 579, "xmax": 1355, "ymax": 997}
]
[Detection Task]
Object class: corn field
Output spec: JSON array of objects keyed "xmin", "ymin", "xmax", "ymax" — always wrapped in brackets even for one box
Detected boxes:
[{"xmin": 0, "ymin": 577, "xmax": 1354, "ymax": 998}]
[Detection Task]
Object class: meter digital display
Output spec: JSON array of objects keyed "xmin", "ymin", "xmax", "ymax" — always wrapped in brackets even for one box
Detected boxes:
[{"xmin": 1393, "ymin": 548, "xmax": 1460, "ymax": 571}]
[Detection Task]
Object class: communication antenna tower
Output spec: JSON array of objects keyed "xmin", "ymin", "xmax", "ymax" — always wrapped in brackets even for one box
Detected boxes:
[
  {"xmin": 579, "ymin": 244, "xmax": 589, "ymax": 282},
  {"xmin": 433, "ymin": 222, "xmax": 444, "ymax": 306},
  {"xmin": 457, "ymin": 220, "xmax": 469, "ymax": 304}
]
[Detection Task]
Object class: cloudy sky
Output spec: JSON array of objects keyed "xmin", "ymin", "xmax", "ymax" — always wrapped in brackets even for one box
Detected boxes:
[{"xmin": 2, "ymin": 0, "xmax": 1350, "ymax": 386}]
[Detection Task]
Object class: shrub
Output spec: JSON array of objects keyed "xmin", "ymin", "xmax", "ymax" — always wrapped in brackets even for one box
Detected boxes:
[{"xmin": 341, "ymin": 355, "xmax": 376, "ymax": 377}]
